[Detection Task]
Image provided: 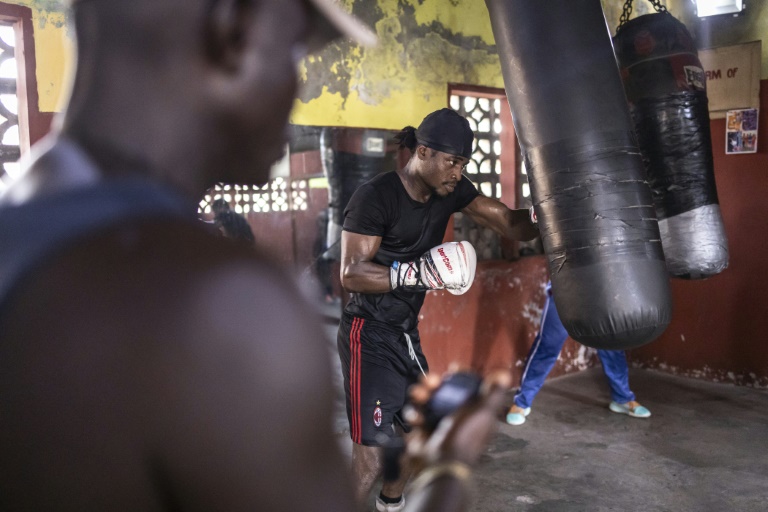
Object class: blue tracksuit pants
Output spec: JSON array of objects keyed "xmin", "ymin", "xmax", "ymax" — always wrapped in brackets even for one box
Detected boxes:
[{"xmin": 513, "ymin": 284, "xmax": 635, "ymax": 409}]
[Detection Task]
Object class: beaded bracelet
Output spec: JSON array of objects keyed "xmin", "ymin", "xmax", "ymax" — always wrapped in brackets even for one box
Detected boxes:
[{"xmin": 409, "ymin": 460, "xmax": 472, "ymax": 495}]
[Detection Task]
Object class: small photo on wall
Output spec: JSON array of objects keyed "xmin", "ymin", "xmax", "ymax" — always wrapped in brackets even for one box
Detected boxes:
[{"xmin": 725, "ymin": 108, "xmax": 759, "ymax": 154}]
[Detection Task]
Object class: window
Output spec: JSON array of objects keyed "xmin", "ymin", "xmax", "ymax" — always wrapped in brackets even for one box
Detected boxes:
[
  {"xmin": 0, "ymin": 3, "xmax": 43, "ymax": 195},
  {"xmin": 450, "ymin": 94, "xmax": 503, "ymax": 200},
  {"xmin": 450, "ymin": 86, "xmax": 511, "ymax": 260},
  {"xmin": 450, "ymin": 84, "xmax": 542, "ymax": 259},
  {"xmin": 199, "ymin": 178, "xmax": 309, "ymax": 215},
  {"xmin": 0, "ymin": 21, "xmax": 20, "ymax": 193}
]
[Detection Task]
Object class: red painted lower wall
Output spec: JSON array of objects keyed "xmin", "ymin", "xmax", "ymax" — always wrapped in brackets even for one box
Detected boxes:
[
  {"xmin": 419, "ymin": 256, "xmax": 599, "ymax": 384},
  {"xmin": 629, "ymin": 80, "xmax": 768, "ymax": 388}
]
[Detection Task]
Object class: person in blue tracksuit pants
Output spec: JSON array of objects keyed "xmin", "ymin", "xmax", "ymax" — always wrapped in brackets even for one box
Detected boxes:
[{"xmin": 506, "ymin": 281, "xmax": 651, "ymax": 426}]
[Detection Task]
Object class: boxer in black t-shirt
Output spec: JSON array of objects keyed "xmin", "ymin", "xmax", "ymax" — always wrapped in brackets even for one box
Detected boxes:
[{"xmin": 337, "ymin": 108, "xmax": 539, "ymax": 511}]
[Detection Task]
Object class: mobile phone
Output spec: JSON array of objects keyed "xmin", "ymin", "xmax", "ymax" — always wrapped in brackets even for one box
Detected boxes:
[
  {"xmin": 381, "ymin": 372, "xmax": 483, "ymax": 482},
  {"xmin": 422, "ymin": 371, "xmax": 483, "ymax": 431}
]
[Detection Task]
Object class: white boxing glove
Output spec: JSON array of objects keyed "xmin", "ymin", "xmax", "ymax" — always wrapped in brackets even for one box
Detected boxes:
[{"xmin": 390, "ymin": 241, "xmax": 477, "ymax": 295}]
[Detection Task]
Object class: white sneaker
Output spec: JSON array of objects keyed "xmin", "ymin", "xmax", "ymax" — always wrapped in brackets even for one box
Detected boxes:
[{"xmin": 375, "ymin": 495, "xmax": 405, "ymax": 511}]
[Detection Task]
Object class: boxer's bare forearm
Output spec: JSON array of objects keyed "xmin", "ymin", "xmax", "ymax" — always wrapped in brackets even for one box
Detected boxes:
[
  {"xmin": 502, "ymin": 207, "xmax": 539, "ymax": 241},
  {"xmin": 340, "ymin": 230, "xmax": 392, "ymax": 293},
  {"xmin": 341, "ymin": 260, "xmax": 392, "ymax": 293},
  {"xmin": 462, "ymin": 195, "xmax": 538, "ymax": 241}
]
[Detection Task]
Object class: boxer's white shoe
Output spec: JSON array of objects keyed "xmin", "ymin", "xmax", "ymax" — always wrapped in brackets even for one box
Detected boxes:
[{"xmin": 375, "ymin": 495, "xmax": 405, "ymax": 511}]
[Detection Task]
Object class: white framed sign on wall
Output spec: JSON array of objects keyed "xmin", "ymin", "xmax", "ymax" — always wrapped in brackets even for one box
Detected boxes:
[{"xmin": 699, "ymin": 41, "xmax": 761, "ymax": 120}]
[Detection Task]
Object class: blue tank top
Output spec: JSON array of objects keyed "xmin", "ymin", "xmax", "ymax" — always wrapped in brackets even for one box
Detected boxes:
[{"xmin": 0, "ymin": 178, "xmax": 195, "ymax": 315}]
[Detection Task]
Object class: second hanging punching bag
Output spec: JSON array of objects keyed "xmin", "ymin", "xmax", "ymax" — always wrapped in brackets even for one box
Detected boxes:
[
  {"xmin": 485, "ymin": 0, "xmax": 671, "ymax": 349},
  {"xmin": 614, "ymin": 12, "xmax": 729, "ymax": 279}
]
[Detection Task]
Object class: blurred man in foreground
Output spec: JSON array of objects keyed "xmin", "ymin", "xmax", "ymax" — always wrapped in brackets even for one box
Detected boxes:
[{"xmin": 0, "ymin": 1, "xmax": 508, "ymax": 510}]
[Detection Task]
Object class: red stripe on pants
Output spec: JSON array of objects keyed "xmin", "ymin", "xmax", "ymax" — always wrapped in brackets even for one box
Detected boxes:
[{"xmin": 350, "ymin": 317, "xmax": 364, "ymax": 443}]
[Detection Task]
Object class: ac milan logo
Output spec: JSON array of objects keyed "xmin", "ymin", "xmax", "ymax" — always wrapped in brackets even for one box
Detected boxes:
[{"xmin": 373, "ymin": 406, "xmax": 382, "ymax": 427}]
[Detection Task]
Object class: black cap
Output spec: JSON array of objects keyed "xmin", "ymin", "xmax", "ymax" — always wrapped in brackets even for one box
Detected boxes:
[{"xmin": 415, "ymin": 108, "xmax": 474, "ymax": 159}]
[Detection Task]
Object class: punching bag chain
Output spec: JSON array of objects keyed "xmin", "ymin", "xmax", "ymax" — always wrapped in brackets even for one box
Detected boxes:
[
  {"xmin": 617, "ymin": 0, "xmax": 668, "ymax": 31},
  {"xmin": 618, "ymin": 0, "xmax": 634, "ymax": 28},
  {"xmin": 649, "ymin": 0, "xmax": 668, "ymax": 14}
]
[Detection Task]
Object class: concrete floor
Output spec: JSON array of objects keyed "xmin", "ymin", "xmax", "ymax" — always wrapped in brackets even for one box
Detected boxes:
[
  {"xmin": 320, "ymin": 304, "xmax": 768, "ymax": 512},
  {"xmin": 471, "ymin": 368, "xmax": 768, "ymax": 512}
]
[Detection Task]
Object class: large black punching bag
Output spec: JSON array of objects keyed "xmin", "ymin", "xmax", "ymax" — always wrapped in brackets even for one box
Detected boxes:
[
  {"xmin": 322, "ymin": 128, "xmax": 396, "ymax": 260},
  {"xmin": 614, "ymin": 13, "xmax": 729, "ymax": 279},
  {"xmin": 485, "ymin": 0, "xmax": 671, "ymax": 349}
]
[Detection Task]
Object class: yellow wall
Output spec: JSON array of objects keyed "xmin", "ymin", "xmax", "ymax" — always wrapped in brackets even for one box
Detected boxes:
[
  {"xmin": 11, "ymin": 0, "xmax": 768, "ymax": 127},
  {"xmin": 7, "ymin": 0, "xmax": 72, "ymax": 113},
  {"xmin": 291, "ymin": 0, "xmax": 503, "ymax": 129},
  {"xmin": 292, "ymin": 0, "xmax": 767, "ymax": 129}
]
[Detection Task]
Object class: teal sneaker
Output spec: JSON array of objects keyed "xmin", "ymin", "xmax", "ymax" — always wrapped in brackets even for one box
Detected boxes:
[
  {"xmin": 609, "ymin": 401, "xmax": 651, "ymax": 418},
  {"xmin": 506, "ymin": 406, "xmax": 531, "ymax": 426}
]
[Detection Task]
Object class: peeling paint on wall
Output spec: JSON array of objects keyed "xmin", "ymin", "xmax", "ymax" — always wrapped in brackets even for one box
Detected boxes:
[
  {"xmin": 292, "ymin": 0, "xmax": 708, "ymax": 129},
  {"xmin": 27, "ymin": 0, "xmax": 67, "ymax": 29},
  {"xmin": 521, "ymin": 302, "xmax": 542, "ymax": 329},
  {"xmin": 562, "ymin": 345, "xmax": 598, "ymax": 373},
  {"xmin": 292, "ymin": 0, "xmax": 503, "ymax": 129},
  {"xmin": 15, "ymin": 0, "xmax": 767, "ymax": 121},
  {"xmin": 24, "ymin": 0, "xmax": 64, "ymax": 12}
]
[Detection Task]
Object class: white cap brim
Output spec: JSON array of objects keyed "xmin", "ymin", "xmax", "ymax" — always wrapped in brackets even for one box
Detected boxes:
[{"xmin": 306, "ymin": 0, "xmax": 377, "ymax": 49}]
